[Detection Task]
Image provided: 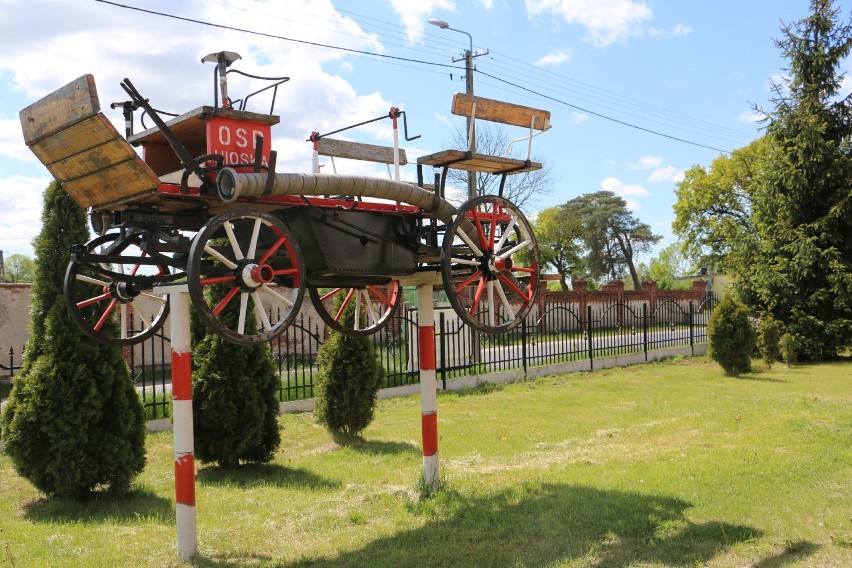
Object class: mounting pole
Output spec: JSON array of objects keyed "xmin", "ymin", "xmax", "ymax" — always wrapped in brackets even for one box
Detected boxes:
[
  {"xmin": 159, "ymin": 284, "xmax": 197, "ymax": 561},
  {"xmin": 417, "ymin": 283, "xmax": 439, "ymax": 488}
]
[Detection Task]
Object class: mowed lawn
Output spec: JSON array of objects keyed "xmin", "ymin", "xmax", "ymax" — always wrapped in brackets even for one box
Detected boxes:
[{"xmin": 0, "ymin": 357, "xmax": 850, "ymax": 567}]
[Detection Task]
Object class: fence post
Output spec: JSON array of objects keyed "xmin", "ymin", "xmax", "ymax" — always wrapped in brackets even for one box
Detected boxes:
[
  {"xmin": 521, "ymin": 317, "xmax": 528, "ymax": 375},
  {"xmin": 439, "ymin": 311, "xmax": 446, "ymax": 391},
  {"xmin": 689, "ymin": 301, "xmax": 695, "ymax": 356},
  {"xmin": 587, "ymin": 304, "xmax": 594, "ymax": 371},
  {"xmin": 9, "ymin": 346, "xmax": 15, "ymax": 378},
  {"xmin": 643, "ymin": 303, "xmax": 649, "ymax": 361}
]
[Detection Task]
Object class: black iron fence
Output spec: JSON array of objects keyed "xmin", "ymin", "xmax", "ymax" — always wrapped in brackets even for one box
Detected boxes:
[{"xmin": 2, "ymin": 294, "xmax": 717, "ymax": 415}]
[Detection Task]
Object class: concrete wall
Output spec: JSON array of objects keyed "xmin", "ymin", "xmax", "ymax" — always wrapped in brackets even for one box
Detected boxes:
[{"xmin": 0, "ymin": 284, "xmax": 30, "ymax": 376}]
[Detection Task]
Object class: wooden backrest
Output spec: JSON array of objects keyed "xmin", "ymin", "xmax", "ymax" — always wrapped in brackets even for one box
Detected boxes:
[
  {"xmin": 451, "ymin": 93, "xmax": 551, "ymax": 131},
  {"xmin": 20, "ymin": 75, "xmax": 100, "ymax": 145},
  {"xmin": 19, "ymin": 75, "xmax": 159, "ymax": 209},
  {"xmin": 317, "ymin": 137, "xmax": 408, "ymax": 166}
]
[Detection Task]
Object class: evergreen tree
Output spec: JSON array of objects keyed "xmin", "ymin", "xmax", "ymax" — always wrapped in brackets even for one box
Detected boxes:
[
  {"xmin": 741, "ymin": 0, "xmax": 852, "ymax": 359},
  {"xmin": 1, "ymin": 181, "xmax": 145, "ymax": 499},
  {"xmin": 708, "ymin": 295, "xmax": 756, "ymax": 377},
  {"xmin": 191, "ymin": 285, "xmax": 281, "ymax": 468},
  {"xmin": 314, "ymin": 298, "xmax": 384, "ymax": 439}
]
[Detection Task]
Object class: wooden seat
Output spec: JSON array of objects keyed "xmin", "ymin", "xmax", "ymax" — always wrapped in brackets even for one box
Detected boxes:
[
  {"xmin": 417, "ymin": 93, "xmax": 551, "ymax": 175},
  {"xmin": 19, "ymin": 75, "xmax": 160, "ymax": 210},
  {"xmin": 317, "ymin": 137, "xmax": 408, "ymax": 167}
]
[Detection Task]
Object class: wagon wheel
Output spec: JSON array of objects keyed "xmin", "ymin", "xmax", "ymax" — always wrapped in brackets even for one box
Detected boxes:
[
  {"xmin": 441, "ymin": 195, "xmax": 540, "ymax": 334},
  {"xmin": 64, "ymin": 231, "xmax": 171, "ymax": 346},
  {"xmin": 187, "ymin": 208, "xmax": 305, "ymax": 344},
  {"xmin": 309, "ymin": 280, "xmax": 401, "ymax": 336}
]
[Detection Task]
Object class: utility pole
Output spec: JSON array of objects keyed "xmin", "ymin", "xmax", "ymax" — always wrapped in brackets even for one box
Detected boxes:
[{"xmin": 428, "ymin": 19, "xmax": 488, "ymax": 200}]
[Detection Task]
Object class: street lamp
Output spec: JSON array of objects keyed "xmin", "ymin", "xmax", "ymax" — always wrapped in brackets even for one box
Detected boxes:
[{"xmin": 429, "ymin": 18, "xmax": 477, "ymax": 200}]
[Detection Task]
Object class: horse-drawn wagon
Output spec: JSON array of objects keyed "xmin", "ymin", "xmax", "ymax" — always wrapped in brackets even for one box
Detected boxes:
[{"xmin": 20, "ymin": 51, "xmax": 551, "ymax": 346}]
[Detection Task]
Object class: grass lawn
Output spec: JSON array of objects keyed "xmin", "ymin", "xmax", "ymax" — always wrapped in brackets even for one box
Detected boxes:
[{"xmin": 0, "ymin": 356, "xmax": 850, "ymax": 567}]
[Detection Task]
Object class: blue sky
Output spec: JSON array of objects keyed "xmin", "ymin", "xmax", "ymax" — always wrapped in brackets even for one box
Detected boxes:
[{"xmin": 0, "ymin": 0, "xmax": 840, "ymax": 265}]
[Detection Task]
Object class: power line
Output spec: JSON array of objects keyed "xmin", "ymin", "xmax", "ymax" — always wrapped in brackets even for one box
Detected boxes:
[
  {"xmin": 95, "ymin": 0, "xmax": 461, "ymax": 71},
  {"xmin": 96, "ymin": 0, "xmax": 735, "ymax": 153}
]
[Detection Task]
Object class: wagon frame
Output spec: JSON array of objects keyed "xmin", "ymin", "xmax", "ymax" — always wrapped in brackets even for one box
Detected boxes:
[{"xmin": 20, "ymin": 51, "xmax": 551, "ymax": 346}]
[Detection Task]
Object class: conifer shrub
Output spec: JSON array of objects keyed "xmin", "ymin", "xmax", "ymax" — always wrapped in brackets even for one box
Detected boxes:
[
  {"xmin": 1, "ymin": 181, "xmax": 146, "ymax": 499},
  {"xmin": 190, "ymin": 284, "xmax": 281, "ymax": 468},
  {"xmin": 707, "ymin": 295, "xmax": 756, "ymax": 377},
  {"xmin": 314, "ymin": 296, "xmax": 384, "ymax": 439},
  {"xmin": 756, "ymin": 315, "xmax": 782, "ymax": 369},
  {"xmin": 779, "ymin": 333, "xmax": 799, "ymax": 367}
]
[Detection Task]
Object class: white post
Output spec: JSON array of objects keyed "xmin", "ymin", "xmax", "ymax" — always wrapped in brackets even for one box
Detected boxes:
[
  {"xmin": 162, "ymin": 285, "xmax": 196, "ymax": 561},
  {"xmin": 417, "ymin": 284, "xmax": 439, "ymax": 488}
]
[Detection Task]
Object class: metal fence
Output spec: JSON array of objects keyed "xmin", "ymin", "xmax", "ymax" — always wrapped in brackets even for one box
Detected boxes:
[{"xmin": 2, "ymin": 294, "xmax": 717, "ymax": 415}]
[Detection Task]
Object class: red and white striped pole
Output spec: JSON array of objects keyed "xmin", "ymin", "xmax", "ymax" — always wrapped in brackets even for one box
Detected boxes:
[
  {"xmin": 417, "ymin": 284, "xmax": 439, "ymax": 488},
  {"xmin": 163, "ymin": 285, "xmax": 196, "ymax": 561}
]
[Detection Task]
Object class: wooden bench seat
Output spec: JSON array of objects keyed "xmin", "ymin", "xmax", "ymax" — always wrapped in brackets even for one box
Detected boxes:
[
  {"xmin": 417, "ymin": 93, "xmax": 551, "ymax": 176},
  {"xmin": 20, "ymin": 75, "xmax": 160, "ymax": 210},
  {"xmin": 317, "ymin": 137, "xmax": 407, "ymax": 166}
]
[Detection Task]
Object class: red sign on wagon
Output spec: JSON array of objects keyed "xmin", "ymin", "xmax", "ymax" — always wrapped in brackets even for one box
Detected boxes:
[{"xmin": 205, "ymin": 116, "xmax": 272, "ymax": 171}]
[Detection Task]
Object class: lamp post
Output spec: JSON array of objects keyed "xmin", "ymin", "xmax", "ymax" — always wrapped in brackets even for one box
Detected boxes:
[{"xmin": 429, "ymin": 18, "xmax": 478, "ymax": 200}]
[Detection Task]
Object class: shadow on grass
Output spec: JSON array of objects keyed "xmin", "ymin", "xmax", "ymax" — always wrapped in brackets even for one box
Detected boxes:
[
  {"xmin": 23, "ymin": 487, "xmax": 172, "ymax": 524},
  {"xmin": 196, "ymin": 463, "xmax": 340, "ymax": 491},
  {"xmin": 752, "ymin": 540, "xmax": 821, "ymax": 568},
  {"xmin": 272, "ymin": 483, "xmax": 771, "ymax": 568}
]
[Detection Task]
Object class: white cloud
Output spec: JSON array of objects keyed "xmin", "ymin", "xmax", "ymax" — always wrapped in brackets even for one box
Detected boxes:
[
  {"xmin": 648, "ymin": 166, "xmax": 683, "ymax": 184},
  {"xmin": 647, "ymin": 23, "xmax": 692, "ymax": 39},
  {"xmin": 568, "ymin": 111, "xmax": 588, "ymax": 125},
  {"xmin": 526, "ymin": 0, "xmax": 652, "ymax": 47},
  {"xmin": 476, "ymin": 0, "xmax": 495, "ymax": 8},
  {"xmin": 389, "ymin": 0, "xmax": 457, "ymax": 42},
  {"xmin": 0, "ymin": 118, "xmax": 35, "ymax": 163},
  {"xmin": 533, "ymin": 48, "xmax": 571, "ymax": 67},
  {"xmin": 739, "ymin": 110, "xmax": 766, "ymax": 123},
  {"xmin": 629, "ymin": 155, "xmax": 663, "ymax": 170},
  {"xmin": 601, "ymin": 176, "xmax": 649, "ymax": 200},
  {"xmin": 0, "ymin": 174, "xmax": 49, "ymax": 254}
]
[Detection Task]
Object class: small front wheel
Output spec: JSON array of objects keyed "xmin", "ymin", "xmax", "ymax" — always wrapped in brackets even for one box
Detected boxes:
[
  {"xmin": 187, "ymin": 208, "xmax": 305, "ymax": 344},
  {"xmin": 64, "ymin": 231, "xmax": 171, "ymax": 346},
  {"xmin": 441, "ymin": 195, "xmax": 540, "ymax": 334}
]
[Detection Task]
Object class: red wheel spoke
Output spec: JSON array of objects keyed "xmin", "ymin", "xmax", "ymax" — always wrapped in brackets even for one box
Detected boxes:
[
  {"xmin": 93, "ymin": 300, "xmax": 118, "ymax": 331},
  {"xmin": 271, "ymin": 267, "xmax": 299, "ymax": 277},
  {"xmin": 212, "ymin": 286, "xmax": 240, "ymax": 316},
  {"xmin": 497, "ymin": 272, "xmax": 530, "ymax": 300},
  {"xmin": 471, "ymin": 207, "xmax": 489, "ymax": 250},
  {"xmin": 470, "ymin": 278, "xmax": 486, "ymax": 315},
  {"xmin": 512, "ymin": 266, "xmax": 536, "ymax": 274},
  {"xmin": 320, "ymin": 288, "xmax": 343, "ymax": 302},
  {"xmin": 257, "ymin": 235, "xmax": 287, "ymax": 265},
  {"xmin": 366, "ymin": 285, "xmax": 393, "ymax": 307},
  {"xmin": 489, "ymin": 203, "xmax": 499, "ymax": 250},
  {"xmin": 77, "ymin": 291, "xmax": 112, "ymax": 309},
  {"xmin": 200, "ymin": 275, "xmax": 237, "ymax": 286},
  {"xmin": 454, "ymin": 270, "xmax": 483, "ymax": 294},
  {"xmin": 334, "ymin": 289, "xmax": 357, "ymax": 321}
]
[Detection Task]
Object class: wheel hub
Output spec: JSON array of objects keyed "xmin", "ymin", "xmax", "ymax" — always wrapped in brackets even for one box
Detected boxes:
[{"xmin": 241, "ymin": 263, "xmax": 274, "ymax": 289}]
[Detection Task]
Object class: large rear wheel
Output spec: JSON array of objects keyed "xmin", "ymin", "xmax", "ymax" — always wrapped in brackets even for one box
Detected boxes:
[
  {"xmin": 441, "ymin": 195, "xmax": 540, "ymax": 334},
  {"xmin": 187, "ymin": 208, "xmax": 305, "ymax": 344}
]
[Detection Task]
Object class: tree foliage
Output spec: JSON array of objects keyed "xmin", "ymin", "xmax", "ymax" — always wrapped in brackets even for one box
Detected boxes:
[
  {"xmin": 1, "ymin": 181, "xmax": 145, "ymax": 499},
  {"xmin": 649, "ymin": 243, "xmax": 695, "ymax": 290},
  {"xmin": 445, "ymin": 123, "xmax": 557, "ymax": 210},
  {"xmin": 3, "ymin": 253, "xmax": 35, "ymax": 283},
  {"xmin": 707, "ymin": 295, "xmax": 756, "ymax": 377},
  {"xmin": 563, "ymin": 191, "xmax": 662, "ymax": 289},
  {"xmin": 533, "ymin": 206, "xmax": 584, "ymax": 290},
  {"xmin": 674, "ymin": 0, "xmax": 852, "ymax": 359},
  {"xmin": 190, "ymin": 285, "xmax": 281, "ymax": 468},
  {"xmin": 314, "ymin": 299, "xmax": 384, "ymax": 439}
]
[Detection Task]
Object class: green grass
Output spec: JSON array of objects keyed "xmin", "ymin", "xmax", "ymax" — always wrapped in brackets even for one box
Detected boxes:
[{"xmin": 1, "ymin": 357, "xmax": 850, "ymax": 567}]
